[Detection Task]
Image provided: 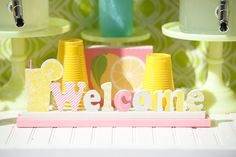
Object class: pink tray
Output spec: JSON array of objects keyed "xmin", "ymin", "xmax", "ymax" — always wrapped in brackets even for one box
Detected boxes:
[{"xmin": 16, "ymin": 112, "xmax": 211, "ymax": 128}]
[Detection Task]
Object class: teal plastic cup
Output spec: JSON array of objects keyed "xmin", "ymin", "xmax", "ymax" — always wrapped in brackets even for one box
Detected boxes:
[{"xmin": 99, "ymin": 0, "xmax": 133, "ymax": 37}]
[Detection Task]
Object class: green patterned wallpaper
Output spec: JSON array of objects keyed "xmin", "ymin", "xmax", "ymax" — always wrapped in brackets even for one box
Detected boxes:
[{"xmin": 0, "ymin": 0, "xmax": 235, "ymax": 92}]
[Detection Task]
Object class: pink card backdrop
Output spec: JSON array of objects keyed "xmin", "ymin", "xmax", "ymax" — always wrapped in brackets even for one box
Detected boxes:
[{"xmin": 85, "ymin": 46, "xmax": 153, "ymax": 104}]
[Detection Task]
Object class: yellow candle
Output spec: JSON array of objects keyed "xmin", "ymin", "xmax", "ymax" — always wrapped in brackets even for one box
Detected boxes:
[{"xmin": 26, "ymin": 59, "xmax": 63, "ymax": 112}]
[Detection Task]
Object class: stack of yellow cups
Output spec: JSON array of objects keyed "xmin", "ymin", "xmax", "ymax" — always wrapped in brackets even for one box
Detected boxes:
[
  {"xmin": 142, "ymin": 53, "xmax": 175, "ymax": 110},
  {"xmin": 57, "ymin": 39, "xmax": 89, "ymax": 110}
]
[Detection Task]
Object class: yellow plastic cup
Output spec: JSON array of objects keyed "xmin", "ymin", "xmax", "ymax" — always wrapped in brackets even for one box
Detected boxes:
[
  {"xmin": 57, "ymin": 38, "xmax": 89, "ymax": 110},
  {"xmin": 142, "ymin": 53, "xmax": 175, "ymax": 110}
]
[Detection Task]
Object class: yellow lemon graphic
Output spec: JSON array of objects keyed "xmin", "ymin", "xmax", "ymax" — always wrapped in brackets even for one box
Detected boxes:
[
  {"xmin": 90, "ymin": 55, "xmax": 145, "ymax": 100},
  {"xmin": 90, "ymin": 53, "xmax": 145, "ymax": 99},
  {"xmin": 111, "ymin": 56, "xmax": 145, "ymax": 91},
  {"xmin": 90, "ymin": 53, "xmax": 119, "ymax": 99},
  {"xmin": 41, "ymin": 59, "xmax": 63, "ymax": 81}
]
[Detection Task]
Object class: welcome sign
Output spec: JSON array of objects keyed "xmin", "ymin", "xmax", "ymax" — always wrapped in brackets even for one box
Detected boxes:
[
  {"xmin": 50, "ymin": 81, "xmax": 204, "ymax": 113},
  {"xmin": 17, "ymin": 59, "xmax": 211, "ymax": 128}
]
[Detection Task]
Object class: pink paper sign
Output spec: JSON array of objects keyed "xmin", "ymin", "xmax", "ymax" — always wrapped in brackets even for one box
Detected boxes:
[{"xmin": 85, "ymin": 46, "xmax": 153, "ymax": 105}]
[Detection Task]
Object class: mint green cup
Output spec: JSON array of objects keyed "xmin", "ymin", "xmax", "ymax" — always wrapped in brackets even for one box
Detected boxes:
[
  {"xmin": 0, "ymin": 0, "xmax": 49, "ymax": 31},
  {"xmin": 179, "ymin": 0, "xmax": 236, "ymax": 35}
]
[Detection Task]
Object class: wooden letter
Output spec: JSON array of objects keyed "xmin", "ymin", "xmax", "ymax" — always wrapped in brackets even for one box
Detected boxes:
[
  {"xmin": 133, "ymin": 90, "xmax": 152, "ymax": 111},
  {"xmin": 83, "ymin": 90, "xmax": 101, "ymax": 111},
  {"xmin": 114, "ymin": 90, "xmax": 132, "ymax": 112}
]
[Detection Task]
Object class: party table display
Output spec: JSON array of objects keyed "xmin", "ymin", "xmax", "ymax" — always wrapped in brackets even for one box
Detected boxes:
[{"xmin": 16, "ymin": 39, "xmax": 210, "ymax": 128}]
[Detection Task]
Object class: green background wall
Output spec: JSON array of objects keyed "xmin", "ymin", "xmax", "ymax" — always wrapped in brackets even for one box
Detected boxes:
[{"xmin": 0, "ymin": 0, "xmax": 235, "ymax": 92}]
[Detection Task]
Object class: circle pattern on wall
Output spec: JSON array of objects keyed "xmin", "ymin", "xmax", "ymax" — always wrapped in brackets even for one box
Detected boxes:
[{"xmin": 0, "ymin": 0, "xmax": 235, "ymax": 93}]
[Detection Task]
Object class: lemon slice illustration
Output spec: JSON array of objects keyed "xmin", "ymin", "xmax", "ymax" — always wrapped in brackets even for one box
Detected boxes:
[
  {"xmin": 111, "ymin": 56, "xmax": 145, "ymax": 91},
  {"xmin": 41, "ymin": 59, "xmax": 63, "ymax": 81}
]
